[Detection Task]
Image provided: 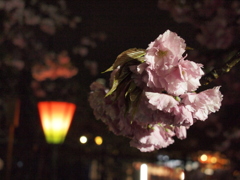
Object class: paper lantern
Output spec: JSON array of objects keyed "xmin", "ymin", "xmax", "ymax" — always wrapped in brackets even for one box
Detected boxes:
[{"xmin": 38, "ymin": 101, "xmax": 76, "ymax": 144}]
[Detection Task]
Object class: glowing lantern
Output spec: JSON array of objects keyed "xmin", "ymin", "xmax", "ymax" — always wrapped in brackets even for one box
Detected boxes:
[{"xmin": 38, "ymin": 101, "xmax": 76, "ymax": 144}]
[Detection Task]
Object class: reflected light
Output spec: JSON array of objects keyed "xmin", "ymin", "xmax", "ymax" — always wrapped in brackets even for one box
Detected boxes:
[
  {"xmin": 140, "ymin": 163, "xmax": 148, "ymax": 180},
  {"xmin": 95, "ymin": 136, "xmax": 103, "ymax": 145},
  {"xmin": 79, "ymin": 136, "xmax": 88, "ymax": 144},
  {"xmin": 204, "ymin": 168, "xmax": 214, "ymax": 175},
  {"xmin": 180, "ymin": 171, "xmax": 185, "ymax": 180}
]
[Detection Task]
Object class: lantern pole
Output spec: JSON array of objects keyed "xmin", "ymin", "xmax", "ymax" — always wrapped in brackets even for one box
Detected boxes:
[{"xmin": 51, "ymin": 144, "xmax": 59, "ymax": 180}]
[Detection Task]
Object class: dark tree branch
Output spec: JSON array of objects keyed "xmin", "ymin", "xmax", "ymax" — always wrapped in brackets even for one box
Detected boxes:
[{"xmin": 200, "ymin": 50, "xmax": 240, "ymax": 85}]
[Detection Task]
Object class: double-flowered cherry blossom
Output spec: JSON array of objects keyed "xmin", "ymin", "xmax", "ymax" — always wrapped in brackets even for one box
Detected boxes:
[
  {"xmin": 89, "ymin": 30, "xmax": 223, "ymax": 152},
  {"xmin": 144, "ymin": 30, "xmax": 204, "ymax": 96}
]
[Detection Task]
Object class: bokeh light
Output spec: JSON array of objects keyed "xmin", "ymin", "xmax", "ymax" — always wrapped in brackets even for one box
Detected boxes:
[
  {"xmin": 94, "ymin": 136, "xmax": 103, "ymax": 145},
  {"xmin": 79, "ymin": 136, "xmax": 88, "ymax": 144}
]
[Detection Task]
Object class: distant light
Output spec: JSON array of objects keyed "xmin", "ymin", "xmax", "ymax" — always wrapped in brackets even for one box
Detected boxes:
[
  {"xmin": 38, "ymin": 101, "xmax": 76, "ymax": 144},
  {"xmin": 180, "ymin": 171, "xmax": 185, "ymax": 180},
  {"xmin": 157, "ymin": 154, "xmax": 169, "ymax": 161},
  {"xmin": 164, "ymin": 159, "xmax": 182, "ymax": 168},
  {"xmin": 204, "ymin": 168, "xmax": 214, "ymax": 175},
  {"xmin": 95, "ymin": 136, "xmax": 103, "ymax": 145},
  {"xmin": 200, "ymin": 154, "xmax": 208, "ymax": 162},
  {"xmin": 191, "ymin": 161, "xmax": 199, "ymax": 170},
  {"xmin": 140, "ymin": 163, "xmax": 148, "ymax": 180},
  {"xmin": 185, "ymin": 163, "xmax": 192, "ymax": 171},
  {"xmin": 210, "ymin": 157, "xmax": 217, "ymax": 163},
  {"xmin": 186, "ymin": 161, "xmax": 199, "ymax": 171},
  {"xmin": 79, "ymin": 136, "xmax": 88, "ymax": 144}
]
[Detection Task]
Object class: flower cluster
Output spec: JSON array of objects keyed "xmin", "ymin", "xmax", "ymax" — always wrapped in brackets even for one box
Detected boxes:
[
  {"xmin": 158, "ymin": 0, "xmax": 239, "ymax": 50},
  {"xmin": 0, "ymin": 0, "xmax": 81, "ymax": 73},
  {"xmin": 0, "ymin": 0, "xmax": 80, "ymax": 44},
  {"xmin": 31, "ymin": 51, "xmax": 78, "ymax": 81},
  {"xmin": 89, "ymin": 30, "xmax": 223, "ymax": 152},
  {"xmin": 31, "ymin": 51, "xmax": 78, "ymax": 99}
]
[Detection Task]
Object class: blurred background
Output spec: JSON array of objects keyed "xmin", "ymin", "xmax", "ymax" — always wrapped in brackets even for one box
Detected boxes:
[{"xmin": 0, "ymin": 0, "xmax": 240, "ymax": 179}]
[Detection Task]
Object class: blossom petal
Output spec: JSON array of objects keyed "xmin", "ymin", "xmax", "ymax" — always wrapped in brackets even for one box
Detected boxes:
[{"xmin": 145, "ymin": 92, "xmax": 179, "ymax": 112}]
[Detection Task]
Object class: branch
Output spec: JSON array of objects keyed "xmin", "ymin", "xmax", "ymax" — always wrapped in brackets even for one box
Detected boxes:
[{"xmin": 200, "ymin": 49, "xmax": 240, "ymax": 85}]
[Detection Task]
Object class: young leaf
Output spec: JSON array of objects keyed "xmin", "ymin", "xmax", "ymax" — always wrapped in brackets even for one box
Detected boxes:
[{"xmin": 102, "ymin": 48, "xmax": 146, "ymax": 73}]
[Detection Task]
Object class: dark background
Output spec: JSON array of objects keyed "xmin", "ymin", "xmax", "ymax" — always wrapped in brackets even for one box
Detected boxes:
[{"xmin": 0, "ymin": 0, "xmax": 239, "ymax": 179}]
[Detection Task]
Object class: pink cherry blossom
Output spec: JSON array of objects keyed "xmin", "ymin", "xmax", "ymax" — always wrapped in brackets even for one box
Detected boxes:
[
  {"xmin": 89, "ymin": 82, "xmax": 109, "ymax": 121},
  {"xmin": 163, "ymin": 59, "xmax": 204, "ymax": 95},
  {"xmin": 145, "ymin": 92, "xmax": 179, "ymax": 113},
  {"xmin": 130, "ymin": 124, "xmax": 175, "ymax": 152},
  {"xmin": 32, "ymin": 52, "xmax": 78, "ymax": 81},
  {"xmin": 132, "ymin": 95, "xmax": 175, "ymax": 126},
  {"xmin": 173, "ymin": 105, "xmax": 193, "ymax": 126},
  {"xmin": 181, "ymin": 86, "xmax": 223, "ymax": 121},
  {"xmin": 174, "ymin": 126, "xmax": 187, "ymax": 140},
  {"xmin": 145, "ymin": 30, "xmax": 186, "ymax": 71},
  {"xmin": 158, "ymin": 0, "xmax": 237, "ymax": 50},
  {"xmin": 143, "ymin": 30, "xmax": 204, "ymax": 96},
  {"xmin": 89, "ymin": 30, "xmax": 223, "ymax": 152}
]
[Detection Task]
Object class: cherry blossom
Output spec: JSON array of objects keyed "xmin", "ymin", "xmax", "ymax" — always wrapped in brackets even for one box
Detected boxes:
[
  {"xmin": 145, "ymin": 92, "xmax": 179, "ymax": 113},
  {"xmin": 31, "ymin": 51, "xmax": 78, "ymax": 81},
  {"xmin": 145, "ymin": 30, "xmax": 186, "ymax": 71},
  {"xmin": 181, "ymin": 86, "xmax": 223, "ymax": 121},
  {"xmin": 143, "ymin": 30, "xmax": 204, "ymax": 96},
  {"xmin": 158, "ymin": 0, "xmax": 239, "ymax": 50},
  {"xmin": 89, "ymin": 30, "xmax": 223, "ymax": 152}
]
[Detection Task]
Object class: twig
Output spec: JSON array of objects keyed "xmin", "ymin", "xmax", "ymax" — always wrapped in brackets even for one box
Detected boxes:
[{"xmin": 200, "ymin": 49, "xmax": 240, "ymax": 85}]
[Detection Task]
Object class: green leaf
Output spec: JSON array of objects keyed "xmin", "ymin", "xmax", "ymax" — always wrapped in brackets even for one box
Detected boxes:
[
  {"xmin": 102, "ymin": 66, "xmax": 114, "ymax": 73},
  {"xmin": 104, "ymin": 48, "xmax": 146, "ymax": 117},
  {"xmin": 186, "ymin": 46, "xmax": 194, "ymax": 50},
  {"xmin": 129, "ymin": 88, "xmax": 142, "ymax": 114},
  {"xmin": 124, "ymin": 83, "xmax": 142, "ymax": 117},
  {"xmin": 102, "ymin": 48, "xmax": 146, "ymax": 73},
  {"xmin": 105, "ymin": 58, "xmax": 143, "ymax": 97},
  {"xmin": 105, "ymin": 78, "xmax": 119, "ymax": 97},
  {"xmin": 115, "ymin": 77, "xmax": 132, "ymax": 101},
  {"xmin": 126, "ymin": 48, "xmax": 146, "ymax": 59},
  {"xmin": 105, "ymin": 70, "xmax": 130, "ymax": 97},
  {"xmin": 125, "ymin": 81, "xmax": 137, "ymax": 97}
]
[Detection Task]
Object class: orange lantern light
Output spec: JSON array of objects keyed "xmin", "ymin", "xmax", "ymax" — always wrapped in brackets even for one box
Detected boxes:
[{"xmin": 38, "ymin": 101, "xmax": 76, "ymax": 144}]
